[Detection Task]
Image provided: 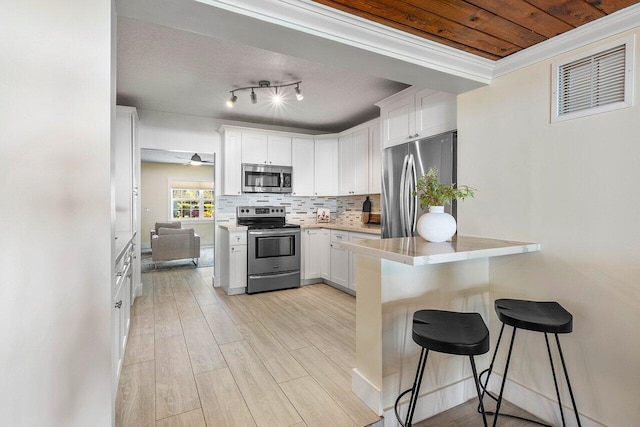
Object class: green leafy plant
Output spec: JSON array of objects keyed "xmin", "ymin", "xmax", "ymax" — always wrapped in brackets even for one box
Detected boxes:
[{"xmin": 413, "ymin": 166, "xmax": 475, "ymax": 209}]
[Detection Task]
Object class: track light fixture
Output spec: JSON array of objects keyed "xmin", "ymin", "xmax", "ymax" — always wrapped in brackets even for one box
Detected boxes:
[{"xmin": 225, "ymin": 80, "xmax": 303, "ymax": 107}]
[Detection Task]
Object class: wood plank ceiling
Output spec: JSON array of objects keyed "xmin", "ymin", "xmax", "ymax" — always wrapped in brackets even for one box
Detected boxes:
[{"xmin": 313, "ymin": 0, "xmax": 640, "ymax": 59}]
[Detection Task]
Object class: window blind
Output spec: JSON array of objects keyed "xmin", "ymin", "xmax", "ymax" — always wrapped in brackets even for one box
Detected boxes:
[{"xmin": 558, "ymin": 44, "xmax": 627, "ymax": 116}]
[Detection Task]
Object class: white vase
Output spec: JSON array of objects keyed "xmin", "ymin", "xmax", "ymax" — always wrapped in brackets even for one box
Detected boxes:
[{"xmin": 416, "ymin": 206, "xmax": 456, "ymax": 242}]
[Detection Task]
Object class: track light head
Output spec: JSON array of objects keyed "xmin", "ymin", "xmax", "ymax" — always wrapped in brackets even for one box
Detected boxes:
[
  {"xmin": 295, "ymin": 84, "xmax": 304, "ymax": 101},
  {"xmin": 250, "ymin": 89, "xmax": 257, "ymax": 104},
  {"xmin": 226, "ymin": 93, "xmax": 237, "ymax": 108},
  {"xmin": 190, "ymin": 153, "xmax": 202, "ymax": 166}
]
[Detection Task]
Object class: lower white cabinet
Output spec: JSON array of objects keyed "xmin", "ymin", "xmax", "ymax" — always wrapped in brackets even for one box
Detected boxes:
[
  {"xmin": 330, "ymin": 230, "xmax": 349, "ymax": 287},
  {"xmin": 219, "ymin": 228, "xmax": 248, "ymax": 295},
  {"xmin": 112, "ymin": 238, "xmax": 133, "ymax": 397},
  {"xmin": 302, "ymin": 228, "xmax": 331, "ymax": 280},
  {"xmin": 302, "ymin": 227, "xmax": 380, "ymax": 294}
]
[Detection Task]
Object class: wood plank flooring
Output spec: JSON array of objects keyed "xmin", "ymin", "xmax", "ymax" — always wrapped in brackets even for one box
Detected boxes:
[
  {"xmin": 116, "ymin": 268, "xmax": 380, "ymax": 427},
  {"xmin": 117, "ymin": 267, "xmax": 538, "ymax": 426}
]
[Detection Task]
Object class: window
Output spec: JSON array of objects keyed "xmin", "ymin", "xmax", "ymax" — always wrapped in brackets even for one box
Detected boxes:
[
  {"xmin": 169, "ymin": 180, "xmax": 214, "ymax": 221},
  {"xmin": 551, "ymin": 36, "xmax": 634, "ymax": 122}
]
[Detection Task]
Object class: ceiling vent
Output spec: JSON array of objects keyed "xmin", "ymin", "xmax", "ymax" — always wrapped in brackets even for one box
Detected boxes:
[{"xmin": 551, "ymin": 36, "xmax": 634, "ymax": 122}]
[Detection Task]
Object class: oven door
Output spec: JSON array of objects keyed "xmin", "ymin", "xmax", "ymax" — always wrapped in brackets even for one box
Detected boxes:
[{"xmin": 247, "ymin": 229, "xmax": 301, "ymax": 275}]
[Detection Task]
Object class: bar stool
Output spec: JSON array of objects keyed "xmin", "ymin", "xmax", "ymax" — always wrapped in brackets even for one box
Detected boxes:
[
  {"xmin": 394, "ymin": 309, "xmax": 490, "ymax": 427},
  {"xmin": 479, "ymin": 299, "xmax": 581, "ymax": 427}
]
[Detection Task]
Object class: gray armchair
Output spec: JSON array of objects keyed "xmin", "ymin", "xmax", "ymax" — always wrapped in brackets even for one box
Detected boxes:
[
  {"xmin": 150, "ymin": 221, "xmax": 181, "ymax": 243},
  {"xmin": 151, "ymin": 225, "xmax": 200, "ymax": 266}
]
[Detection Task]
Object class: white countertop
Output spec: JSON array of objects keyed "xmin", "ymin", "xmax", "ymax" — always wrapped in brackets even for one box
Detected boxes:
[
  {"xmin": 300, "ymin": 223, "xmax": 381, "ymax": 235},
  {"xmin": 218, "ymin": 224, "xmax": 248, "ymax": 231},
  {"xmin": 340, "ymin": 235, "xmax": 540, "ymax": 266}
]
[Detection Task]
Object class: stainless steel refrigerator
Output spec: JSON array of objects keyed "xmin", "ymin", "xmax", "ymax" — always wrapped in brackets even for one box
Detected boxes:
[{"xmin": 381, "ymin": 131, "xmax": 456, "ymax": 238}]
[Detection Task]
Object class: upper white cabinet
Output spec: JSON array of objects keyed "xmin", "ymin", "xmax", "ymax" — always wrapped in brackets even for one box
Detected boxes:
[
  {"xmin": 314, "ymin": 138, "xmax": 339, "ymax": 196},
  {"xmin": 241, "ymin": 132, "xmax": 268, "ymax": 164},
  {"xmin": 267, "ymin": 135, "xmax": 292, "ymax": 166},
  {"xmin": 221, "ymin": 128, "xmax": 242, "ymax": 195},
  {"xmin": 241, "ymin": 132, "xmax": 292, "ymax": 166},
  {"xmin": 291, "ymin": 138, "xmax": 315, "ymax": 196},
  {"xmin": 377, "ymin": 87, "xmax": 457, "ymax": 149},
  {"xmin": 339, "ymin": 128, "xmax": 369, "ymax": 196},
  {"xmin": 369, "ymin": 122, "xmax": 381, "ymax": 194}
]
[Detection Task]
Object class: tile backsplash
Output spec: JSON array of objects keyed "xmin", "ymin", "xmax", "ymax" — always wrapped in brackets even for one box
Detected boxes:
[{"xmin": 215, "ymin": 193, "xmax": 380, "ymax": 225}]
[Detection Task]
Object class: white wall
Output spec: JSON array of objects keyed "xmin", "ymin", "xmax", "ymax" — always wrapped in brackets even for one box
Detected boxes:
[
  {"xmin": 458, "ymin": 29, "xmax": 640, "ymax": 426},
  {"xmin": 0, "ymin": 1, "xmax": 113, "ymax": 425}
]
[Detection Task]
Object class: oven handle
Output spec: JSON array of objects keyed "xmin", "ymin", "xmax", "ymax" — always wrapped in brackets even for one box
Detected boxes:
[
  {"xmin": 249, "ymin": 271, "xmax": 300, "ymax": 280},
  {"xmin": 248, "ymin": 229, "xmax": 301, "ymax": 236}
]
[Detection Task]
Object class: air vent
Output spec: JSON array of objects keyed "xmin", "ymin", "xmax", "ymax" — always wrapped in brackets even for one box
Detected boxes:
[{"xmin": 552, "ymin": 36, "xmax": 634, "ymax": 122}]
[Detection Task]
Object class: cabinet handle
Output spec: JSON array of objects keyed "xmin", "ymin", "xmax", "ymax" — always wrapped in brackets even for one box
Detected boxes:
[
  {"xmin": 115, "ymin": 301, "xmax": 123, "ymax": 309},
  {"xmin": 414, "ymin": 133, "xmax": 419, "ymax": 137}
]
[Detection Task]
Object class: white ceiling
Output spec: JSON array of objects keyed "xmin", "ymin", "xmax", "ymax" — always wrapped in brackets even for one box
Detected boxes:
[
  {"xmin": 141, "ymin": 148, "xmax": 215, "ymax": 165},
  {"xmin": 117, "ymin": 17, "xmax": 410, "ymax": 133}
]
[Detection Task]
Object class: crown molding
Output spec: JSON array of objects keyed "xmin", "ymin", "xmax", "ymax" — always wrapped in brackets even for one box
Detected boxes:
[
  {"xmin": 195, "ymin": 0, "xmax": 494, "ymax": 84},
  {"xmin": 493, "ymin": 3, "xmax": 640, "ymax": 77}
]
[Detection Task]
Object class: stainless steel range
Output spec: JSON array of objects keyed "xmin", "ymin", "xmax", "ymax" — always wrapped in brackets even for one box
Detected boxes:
[{"xmin": 237, "ymin": 206, "xmax": 301, "ymax": 294}]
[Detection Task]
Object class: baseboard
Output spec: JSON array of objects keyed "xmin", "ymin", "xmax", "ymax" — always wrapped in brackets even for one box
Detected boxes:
[
  {"xmin": 141, "ymin": 243, "xmax": 150, "ymax": 250},
  {"xmin": 300, "ymin": 278, "xmax": 356, "ymax": 295},
  {"xmin": 486, "ymin": 374, "xmax": 604, "ymax": 427},
  {"xmin": 383, "ymin": 378, "xmax": 477, "ymax": 427},
  {"xmin": 352, "ymin": 368, "xmax": 383, "ymax": 415}
]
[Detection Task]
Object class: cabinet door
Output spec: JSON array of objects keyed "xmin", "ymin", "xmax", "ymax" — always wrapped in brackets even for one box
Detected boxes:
[
  {"xmin": 352, "ymin": 128, "xmax": 369, "ymax": 195},
  {"xmin": 223, "ymin": 130, "xmax": 242, "ymax": 195},
  {"xmin": 303, "ymin": 229, "xmax": 322, "ymax": 279},
  {"xmin": 382, "ymin": 95, "xmax": 416, "ymax": 148},
  {"xmin": 330, "ymin": 245, "xmax": 349, "ymax": 287},
  {"xmin": 320, "ymin": 229, "xmax": 331, "ymax": 280},
  {"xmin": 369, "ymin": 123, "xmax": 382, "ymax": 194},
  {"xmin": 314, "ymin": 138, "xmax": 339, "ymax": 196},
  {"xmin": 242, "ymin": 132, "xmax": 269, "ymax": 164},
  {"xmin": 267, "ymin": 135, "xmax": 292, "ymax": 166},
  {"xmin": 338, "ymin": 134, "xmax": 354, "ymax": 195},
  {"xmin": 415, "ymin": 89, "xmax": 457, "ymax": 139},
  {"xmin": 229, "ymin": 245, "xmax": 247, "ymax": 290},
  {"xmin": 113, "ymin": 279, "xmax": 125, "ymax": 381},
  {"xmin": 115, "ymin": 110, "xmax": 133, "ymax": 233},
  {"xmin": 291, "ymin": 138, "xmax": 315, "ymax": 196}
]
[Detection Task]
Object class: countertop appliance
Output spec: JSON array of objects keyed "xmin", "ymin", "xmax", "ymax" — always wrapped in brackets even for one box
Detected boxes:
[
  {"xmin": 382, "ymin": 131, "xmax": 456, "ymax": 238},
  {"xmin": 242, "ymin": 163, "xmax": 292, "ymax": 193},
  {"xmin": 236, "ymin": 206, "xmax": 300, "ymax": 294}
]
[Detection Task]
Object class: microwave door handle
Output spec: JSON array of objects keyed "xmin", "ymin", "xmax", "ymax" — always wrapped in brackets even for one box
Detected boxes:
[{"xmin": 280, "ymin": 171, "xmax": 284, "ymax": 191}]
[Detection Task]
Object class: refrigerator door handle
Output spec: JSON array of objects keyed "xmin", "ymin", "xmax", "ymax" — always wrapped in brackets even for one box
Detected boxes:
[
  {"xmin": 410, "ymin": 154, "xmax": 418, "ymax": 235},
  {"xmin": 399, "ymin": 154, "xmax": 409, "ymax": 237},
  {"xmin": 406, "ymin": 154, "xmax": 415, "ymax": 236}
]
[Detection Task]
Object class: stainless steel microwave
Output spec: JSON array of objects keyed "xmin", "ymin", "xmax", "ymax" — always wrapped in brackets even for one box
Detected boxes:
[{"xmin": 242, "ymin": 163, "xmax": 293, "ymax": 193}]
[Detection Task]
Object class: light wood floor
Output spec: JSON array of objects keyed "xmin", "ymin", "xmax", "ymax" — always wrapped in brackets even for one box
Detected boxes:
[
  {"xmin": 117, "ymin": 267, "xmax": 539, "ymax": 427},
  {"xmin": 116, "ymin": 267, "xmax": 380, "ymax": 427}
]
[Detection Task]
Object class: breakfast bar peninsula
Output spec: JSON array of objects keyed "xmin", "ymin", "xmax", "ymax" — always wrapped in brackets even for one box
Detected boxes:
[{"xmin": 340, "ymin": 235, "xmax": 540, "ymax": 425}]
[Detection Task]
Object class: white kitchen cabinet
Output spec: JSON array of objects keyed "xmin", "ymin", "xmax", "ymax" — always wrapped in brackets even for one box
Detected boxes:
[
  {"xmin": 314, "ymin": 138, "xmax": 339, "ymax": 196},
  {"xmin": 267, "ymin": 135, "xmax": 292, "ymax": 166},
  {"xmin": 339, "ymin": 128, "xmax": 369, "ymax": 196},
  {"xmin": 330, "ymin": 230, "xmax": 349, "ymax": 287},
  {"xmin": 380, "ymin": 94, "xmax": 416, "ymax": 148},
  {"xmin": 338, "ymin": 133, "xmax": 353, "ymax": 195},
  {"xmin": 320, "ymin": 228, "xmax": 331, "ymax": 280},
  {"xmin": 219, "ymin": 228, "xmax": 248, "ymax": 295},
  {"xmin": 369, "ymin": 122, "xmax": 382, "ymax": 194},
  {"xmin": 377, "ymin": 87, "xmax": 457, "ymax": 149},
  {"xmin": 221, "ymin": 128, "xmax": 242, "ymax": 195},
  {"xmin": 302, "ymin": 228, "xmax": 331, "ymax": 281},
  {"xmin": 241, "ymin": 132, "xmax": 268, "ymax": 165},
  {"xmin": 112, "ymin": 238, "xmax": 133, "ymax": 391},
  {"xmin": 415, "ymin": 89, "xmax": 457, "ymax": 139},
  {"xmin": 291, "ymin": 138, "xmax": 315, "ymax": 196},
  {"xmin": 241, "ymin": 132, "xmax": 292, "ymax": 166}
]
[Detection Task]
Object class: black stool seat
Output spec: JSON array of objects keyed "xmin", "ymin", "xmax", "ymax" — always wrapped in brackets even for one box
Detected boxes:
[
  {"xmin": 495, "ymin": 299, "xmax": 573, "ymax": 334},
  {"xmin": 413, "ymin": 310, "xmax": 490, "ymax": 356}
]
